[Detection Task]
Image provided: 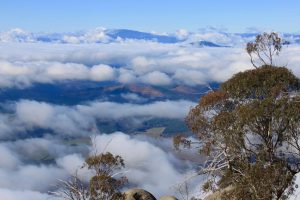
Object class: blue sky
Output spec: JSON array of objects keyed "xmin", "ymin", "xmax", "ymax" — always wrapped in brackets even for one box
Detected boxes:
[{"xmin": 0, "ymin": 0, "xmax": 299, "ymax": 33}]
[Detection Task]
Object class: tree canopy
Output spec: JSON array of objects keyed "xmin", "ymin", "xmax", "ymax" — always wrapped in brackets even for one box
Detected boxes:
[
  {"xmin": 54, "ymin": 152, "xmax": 127, "ymax": 200},
  {"xmin": 246, "ymin": 32, "xmax": 284, "ymax": 68}
]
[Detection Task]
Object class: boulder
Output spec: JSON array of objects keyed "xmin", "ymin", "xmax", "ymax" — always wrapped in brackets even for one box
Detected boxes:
[
  {"xmin": 125, "ymin": 188, "xmax": 157, "ymax": 200},
  {"xmin": 160, "ymin": 196, "xmax": 178, "ymax": 200},
  {"xmin": 204, "ymin": 186, "xmax": 234, "ymax": 200}
]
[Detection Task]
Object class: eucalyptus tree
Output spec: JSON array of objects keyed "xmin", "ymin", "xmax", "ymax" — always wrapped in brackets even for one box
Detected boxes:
[{"xmin": 180, "ymin": 33, "xmax": 300, "ymax": 200}]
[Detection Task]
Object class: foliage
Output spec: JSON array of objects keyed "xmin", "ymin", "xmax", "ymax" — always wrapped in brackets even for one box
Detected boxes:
[
  {"xmin": 53, "ymin": 174, "xmax": 89, "ymax": 200},
  {"xmin": 85, "ymin": 152, "xmax": 127, "ymax": 200},
  {"xmin": 185, "ymin": 63, "xmax": 300, "ymax": 199},
  {"xmin": 173, "ymin": 134, "xmax": 191, "ymax": 150},
  {"xmin": 54, "ymin": 152, "xmax": 127, "ymax": 200},
  {"xmin": 246, "ymin": 32, "xmax": 284, "ymax": 68}
]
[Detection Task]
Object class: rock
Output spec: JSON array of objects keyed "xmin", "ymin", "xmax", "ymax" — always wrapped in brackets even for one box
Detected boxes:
[
  {"xmin": 125, "ymin": 188, "xmax": 157, "ymax": 200},
  {"xmin": 204, "ymin": 186, "xmax": 234, "ymax": 200},
  {"xmin": 204, "ymin": 191, "xmax": 222, "ymax": 200},
  {"xmin": 160, "ymin": 196, "xmax": 178, "ymax": 200}
]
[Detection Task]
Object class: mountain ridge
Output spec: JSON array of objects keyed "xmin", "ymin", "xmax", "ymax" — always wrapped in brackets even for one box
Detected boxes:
[{"xmin": 1, "ymin": 28, "xmax": 300, "ymax": 46}]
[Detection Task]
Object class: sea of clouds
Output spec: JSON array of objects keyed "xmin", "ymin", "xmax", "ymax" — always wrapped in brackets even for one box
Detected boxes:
[{"xmin": 0, "ymin": 28, "xmax": 300, "ymax": 199}]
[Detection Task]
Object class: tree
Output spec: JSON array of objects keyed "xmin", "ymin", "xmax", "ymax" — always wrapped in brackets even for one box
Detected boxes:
[
  {"xmin": 53, "ymin": 174, "xmax": 89, "ymax": 200},
  {"xmin": 85, "ymin": 152, "xmax": 127, "ymax": 200},
  {"xmin": 187, "ymin": 66, "xmax": 299, "ymax": 199},
  {"xmin": 183, "ymin": 33, "xmax": 300, "ymax": 199},
  {"xmin": 54, "ymin": 152, "xmax": 127, "ymax": 200},
  {"xmin": 246, "ymin": 32, "xmax": 284, "ymax": 68}
]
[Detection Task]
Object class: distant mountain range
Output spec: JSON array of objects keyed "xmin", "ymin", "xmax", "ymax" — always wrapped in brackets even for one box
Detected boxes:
[
  {"xmin": 106, "ymin": 29, "xmax": 179, "ymax": 43},
  {"xmin": 190, "ymin": 41, "xmax": 230, "ymax": 47},
  {"xmin": 1, "ymin": 28, "xmax": 300, "ymax": 46}
]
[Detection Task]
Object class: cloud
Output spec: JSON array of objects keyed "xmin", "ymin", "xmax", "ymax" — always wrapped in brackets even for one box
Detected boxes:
[
  {"xmin": 0, "ymin": 138, "xmax": 89, "ymax": 199},
  {"xmin": 0, "ymin": 28, "xmax": 300, "ymax": 200},
  {"xmin": 56, "ymin": 154, "xmax": 92, "ymax": 182},
  {"xmin": 0, "ymin": 114, "xmax": 21, "ymax": 138},
  {"xmin": 0, "ymin": 143, "xmax": 66, "ymax": 193},
  {"xmin": 0, "ymin": 28, "xmax": 34, "ymax": 43},
  {"xmin": 173, "ymin": 69, "xmax": 207, "ymax": 85},
  {"xmin": 121, "ymin": 93, "xmax": 147, "ymax": 103},
  {"xmin": 0, "ymin": 60, "xmax": 116, "ymax": 88},
  {"xmin": 174, "ymin": 29, "xmax": 189, "ymax": 40},
  {"xmin": 83, "ymin": 27, "xmax": 111, "ymax": 43},
  {"xmin": 77, "ymin": 100, "xmax": 195, "ymax": 120},
  {"xmin": 8, "ymin": 137, "xmax": 89, "ymax": 161},
  {"xmin": 0, "ymin": 38, "xmax": 299, "ymax": 89},
  {"xmin": 14, "ymin": 100, "xmax": 96, "ymax": 136},
  {"xmin": 0, "ymin": 27, "xmax": 263, "ymax": 46},
  {"xmin": 140, "ymin": 71, "xmax": 172, "ymax": 86},
  {"xmin": 0, "ymin": 189, "xmax": 57, "ymax": 200},
  {"xmin": 0, "ymin": 99, "xmax": 194, "ymax": 139},
  {"xmin": 0, "ymin": 131, "xmax": 201, "ymax": 199},
  {"xmin": 1, "ymin": 165, "xmax": 65, "ymax": 192},
  {"xmin": 16, "ymin": 100, "xmax": 55, "ymax": 127},
  {"xmin": 0, "ymin": 27, "xmax": 112, "ymax": 44},
  {"xmin": 90, "ymin": 64, "xmax": 116, "ymax": 81},
  {"xmin": 0, "ymin": 145, "xmax": 20, "ymax": 170}
]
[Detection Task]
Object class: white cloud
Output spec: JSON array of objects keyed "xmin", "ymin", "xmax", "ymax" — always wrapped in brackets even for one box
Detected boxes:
[
  {"xmin": 56, "ymin": 154, "xmax": 92, "ymax": 182},
  {"xmin": 16, "ymin": 100, "xmax": 55, "ymax": 127},
  {"xmin": 131, "ymin": 56, "xmax": 157, "ymax": 75},
  {"xmin": 0, "ymin": 189, "xmax": 57, "ymax": 200},
  {"xmin": 0, "ymin": 131, "xmax": 203, "ymax": 199},
  {"xmin": 45, "ymin": 62, "xmax": 90, "ymax": 80},
  {"xmin": 118, "ymin": 68, "xmax": 138, "ymax": 84},
  {"xmin": 77, "ymin": 100, "xmax": 195, "ymax": 120},
  {"xmin": 82, "ymin": 27, "xmax": 111, "ymax": 43},
  {"xmin": 0, "ymin": 99, "xmax": 194, "ymax": 139},
  {"xmin": 14, "ymin": 100, "xmax": 95, "ymax": 136},
  {"xmin": 0, "ymin": 145, "xmax": 20, "ymax": 170},
  {"xmin": 0, "ymin": 130, "xmax": 202, "ymax": 199},
  {"xmin": 0, "ymin": 138, "xmax": 86, "ymax": 199},
  {"xmin": 89, "ymin": 64, "xmax": 116, "ymax": 81},
  {"xmin": 0, "ymin": 28, "xmax": 299, "ymax": 200},
  {"xmin": 175, "ymin": 29, "xmax": 189, "ymax": 40},
  {"xmin": 173, "ymin": 69, "xmax": 206, "ymax": 85},
  {"xmin": 7, "ymin": 165, "xmax": 65, "ymax": 192},
  {"xmin": 121, "ymin": 93, "xmax": 146, "ymax": 103},
  {"xmin": 140, "ymin": 71, "xmax": 172, "ymax": 86},
  {"xmin": 0, "ymin": 60, "xmax": 117, "ymax": 88},
  {"xmin": 0, "ymin": 39, "xmax": 299, "ymax": 89},
  {"xmin": 0, "ymin": 28, "xmax": 34, "ymax": 43}
]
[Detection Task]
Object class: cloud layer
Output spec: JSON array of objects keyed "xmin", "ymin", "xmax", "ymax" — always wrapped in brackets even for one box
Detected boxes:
[
  {"xmin": 0, "ymin": 131, "xmax": 201, "ymax": 199},
  {"xmin": 1, "ymin": 28, "xmax": 300, "ymax": 46},
  {"xmin": 0, "ymin": 99, "xmax": 195, "ymax": 139},
  {"xmin": 0, "ymin": 28, "xmax": 300, "ymax": 200},
  {"xmin": 1, "ymin": 37, "xmax": 299, "ymax": 89}
]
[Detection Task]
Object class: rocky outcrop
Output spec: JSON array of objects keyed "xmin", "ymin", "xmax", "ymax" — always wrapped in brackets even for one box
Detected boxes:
[
  {"xmin": 125, "ymin": 188, "xmax": 157, "ymax": 200},
  {"xmin": 124, "ymin": 188, "xmax": 179, "ymax": 200},
  {"xmin": 203, "ymin": 186, "xmax": 234, "ymax": 200},
  {"xmin": 159, "ymin": 196, "xmax": 178, "ymax": 200}
]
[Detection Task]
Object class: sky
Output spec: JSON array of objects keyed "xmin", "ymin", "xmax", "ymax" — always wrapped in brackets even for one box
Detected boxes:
[{"xmin": 0, "ymin": 0, "xmax": 299, "ymax": 33}]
